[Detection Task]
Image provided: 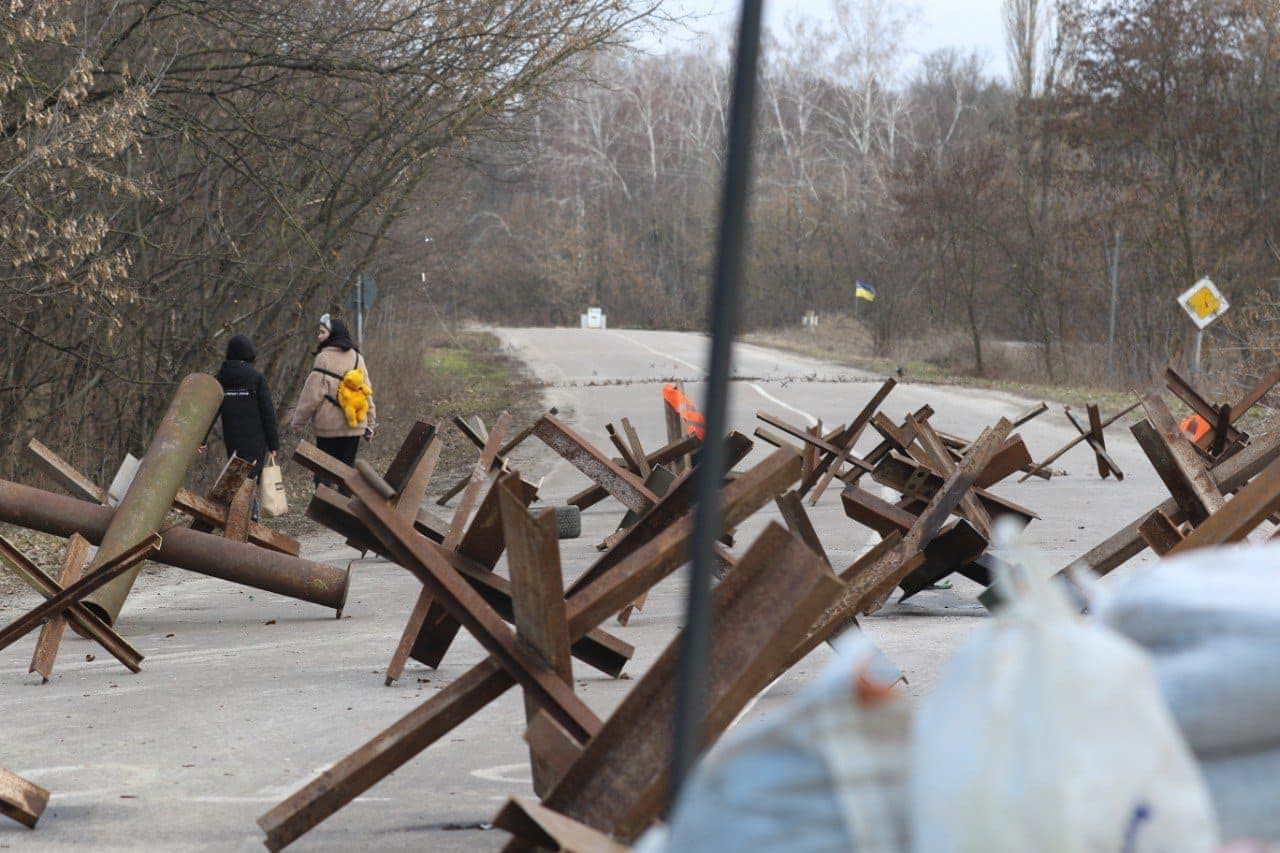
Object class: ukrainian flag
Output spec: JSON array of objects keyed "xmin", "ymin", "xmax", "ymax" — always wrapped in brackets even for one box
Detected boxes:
[{"xmin": 855, "ymin": 280, "xmax": 877, "ymax": 302}]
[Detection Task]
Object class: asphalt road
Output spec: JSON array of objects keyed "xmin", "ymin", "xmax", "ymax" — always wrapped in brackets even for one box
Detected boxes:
[{"xmin": 0, "ymin": 328, "xmax": 1174, "ymax": 850}]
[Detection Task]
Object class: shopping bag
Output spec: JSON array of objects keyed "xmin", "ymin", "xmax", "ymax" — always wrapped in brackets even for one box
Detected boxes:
[{"xmin": 259, "ymin": 459, "xmax": 288, "ymax": 518}]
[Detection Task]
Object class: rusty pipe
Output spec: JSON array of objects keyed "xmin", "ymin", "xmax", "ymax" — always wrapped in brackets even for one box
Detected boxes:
[
  {"xmin": 0, "ymin": 480, "xmax": 350, "ymax": 616},
  {"xmin": 84, "ymin": 374, "xmax": 224, "ymax": 622}
]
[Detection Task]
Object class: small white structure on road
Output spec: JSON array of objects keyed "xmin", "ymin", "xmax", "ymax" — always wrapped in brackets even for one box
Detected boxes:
[{"xmin": 580, "ymin": 306, "xmax": 607, "ymax": 329}]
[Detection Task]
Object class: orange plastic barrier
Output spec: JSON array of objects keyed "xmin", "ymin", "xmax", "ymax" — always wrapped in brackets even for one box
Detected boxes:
[
  {"xmin": 1180, "ymin": 414, "xmax": 1211, "ymax": 443},
  {"xmin": 663, "ymin": 384, "xmax": 706, "ymax": 439}
]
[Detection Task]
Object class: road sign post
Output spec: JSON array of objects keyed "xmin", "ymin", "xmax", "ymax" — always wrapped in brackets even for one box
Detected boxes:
[{"xmin": 1177, "ymin": 278, "xmax": 1228, "ymax": 378}]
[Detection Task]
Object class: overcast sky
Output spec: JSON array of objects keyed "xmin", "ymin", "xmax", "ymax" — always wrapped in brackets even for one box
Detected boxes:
[{"xmin": 644, "ymin": 0, "xmax": 1009, "ymax": 77}]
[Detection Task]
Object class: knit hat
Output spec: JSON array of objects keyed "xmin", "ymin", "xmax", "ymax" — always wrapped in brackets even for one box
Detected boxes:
[{"xmin": 319, "ymin": 312, "xmax": 333, "ymax": 332}]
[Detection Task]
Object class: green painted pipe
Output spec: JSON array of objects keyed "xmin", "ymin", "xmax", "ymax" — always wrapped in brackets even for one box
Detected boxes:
[{"xmin": 83, "ymin": 373, "xmax": 223, "ymax": 624}]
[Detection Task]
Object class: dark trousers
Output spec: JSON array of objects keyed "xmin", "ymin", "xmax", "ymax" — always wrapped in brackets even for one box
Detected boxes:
[{"xmin": 315, "ymin": 435, "xmax": 362, "ymax": 490}]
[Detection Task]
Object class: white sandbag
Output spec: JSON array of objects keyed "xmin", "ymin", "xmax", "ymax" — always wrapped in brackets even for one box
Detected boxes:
[
  {"xmin": 1096, "ymin": 544, "xmax": 1280, "ymax": 754},
  {"xmin": 1149, "ymin": 640, "xmax": 1280, "ymax": 754},
  {"xmin": 911, "ymin": 526, "xmax": 1219, "ymax": 853},
  {"xmin": 1095, "ymin": 541, "xmax": 1280, "ymax": 651},
  {"xmin": 1198, "ymin": 746, "xmax": 1280, "ymax": 842},
  {"xmin": 658, "ymin": 635, "xmax": 909, "ymax": 853}
]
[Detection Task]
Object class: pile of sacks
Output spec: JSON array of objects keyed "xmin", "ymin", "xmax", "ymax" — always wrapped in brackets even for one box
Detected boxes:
[
  {"xmin": 1098, "ymin": 543, "xmax": 1280, "ymax": 841},
  {"xmin": 647, "ymin": 528, "xmax": 1279, "ymax": 851}
]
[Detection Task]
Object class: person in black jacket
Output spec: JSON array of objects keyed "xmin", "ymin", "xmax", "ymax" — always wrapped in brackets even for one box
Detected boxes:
[{"xmin": 210, "ymin": 334, "xmax": 280, "ymax": 478}]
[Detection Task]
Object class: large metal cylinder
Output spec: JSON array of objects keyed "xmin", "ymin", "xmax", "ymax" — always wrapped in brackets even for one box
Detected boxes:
[
  {"xmin": 0, "ymin": 480, "xmax": 350, "ymax": 616},
  {"xmin": 83, "ymin": 373, "xmax": 225, "ymax": 623}
]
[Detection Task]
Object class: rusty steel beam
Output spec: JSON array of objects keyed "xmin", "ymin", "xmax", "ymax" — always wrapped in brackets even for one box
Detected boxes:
[
  {"xmin": 1064, "ymin": 407, "xmax": 1124, "ymax": 480},
  {"xmin": 395, "ymin": 415, "xmax": 514, "ymax": 678},
  {"xmin": 974, "ymin": 435, "xmax": 1036, "ymax": 488},
  {"xmin": 386, "ymin": 414, "xmax": 505, "ymax": 684},
  {"xmin": 1135, "ymin": 391, "xmax": 1225, "ymax": 523},
  {"xmin": 1138, "ymin": 510, "xmax": 1184, "ymax": 556},
  {"xmin": 300, "ymin": 486, "xmax": 633, "ymax": 677},
  {"xmin": 0, "ymin": 479, "xmax": 350, "ymax": 614},
  {"xmin": 1229, "ymin": 366, "xmax": 1280, "ymax": 422},
  {"xmin": 1169, "ymin": 455, "xmax": 1280, "ymax": 554},
  {"xmin": 190, "ymin": 455, "xmax": 255, "ymax": 534},
  {"xmin": 29, "ymin": 438, "xmax": 299, "ymax": 556},
  {"xmin": 565, "ymin": 432, "xmax": 754, "ymax": 599},
  {"xmin": 846, "ymin": 407, "xmax": 933, "ymax": 487},
  {"xmin": 898, "ymin": 520, "xmax": 990, "ymax": 600},
  {"xmin": 1165, "ymin": 367, "xmax": 1248, "ymax": 449},
  {"xmin": 775, "ymin": 532, "xmax": 902, "ymax": 676},
  {"xmin": 1018, "ymin": 399, "xmax": 1141, "ymax": 482},
  {"xmin": 606, "ymin": 423, "xmax": 644, "ymax": 475},
  {"xmin": 0, "ymin": 536, "xmax": 142, "ymax": 673},
  {"xmin": 1141, "ymin": 391, "xmax": 1225, "ymax": 515},
  {"xmin": 344, "ymin": 467, "xmax": 602, "ymax": 742},
  {"xmin": 28, "ymin": 535, "xmax": 92, "ymax": 682},
  {"xmin": 494, "ymin": 798, "xmax": 629, "ymax": 853},
  {"xmin": 0, "ymin": 766, "xmax": 49, "ymax": 829},
  {"xmin": 535, "ymin": 415, "xmax": 658, "ymax": 514},
  {"xmin": 294, "ymin": 443, "xmax": 448, "ymax": 543},
  {"xmin": 532, "ymin": 524, "xmax": 841, "ymax": 843},
  {"xmin": 1057, "ymin": 428, "xmax": 1280, "ymax": 579},
  {"xmin": 911, "ymin": 417, "xmax": 993, "ymax": 536},
  {"xmin": 257, "ymin": 448, "xmax": 798, "ymax": 851},
  {"xmin": 567, "ymin": 433, "xmax": 701, "ymax": 512},
  {"xmin": 805, "ymin": 377, "xmax": 897, "ymax": 502},
  {"xmin": 831, "ymin": 419, "xmax": 1012, "ymax": 620},
  {"xmin": 871, "ymin": 453, "xmax": 1037, "ymax": 527},
  {"xmin": 382, "ymin": 422, "xmax": 438, "ymax": 493},
  {"xmin": 437, "ymin": 410, "xmax": 557, "ymax": 505},
  {"xmin": 0, "ymin": 535, "xmax": 160, "ymax": 652},
  {"xmin": 842, "ymin": 485, "xmax": 918, "ymax": 537},
  {"xmin": 500, "ymin": 480, "xmax": 576, "ymax": 797},
  {"xmin": 774, "ymin": 490, "xmax": 830, "ymax": 567}
]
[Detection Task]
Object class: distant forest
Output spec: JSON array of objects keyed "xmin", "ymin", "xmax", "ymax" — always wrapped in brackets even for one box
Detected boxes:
[
  {"xmin": 3, "ymin": 0, "xmax": 1278, "ymax": 476},
  {"xmin": 424, "ymin": 0, "xmax": 1280, "ymax": 386}
]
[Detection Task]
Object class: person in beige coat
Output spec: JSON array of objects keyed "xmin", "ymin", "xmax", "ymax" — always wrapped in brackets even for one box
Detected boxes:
[{"xmin": 289, "ymin": 314, "xmax": 375, "ymax": 482}]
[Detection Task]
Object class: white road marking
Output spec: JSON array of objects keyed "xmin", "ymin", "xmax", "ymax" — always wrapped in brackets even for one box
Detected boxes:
[
  {"xmin": 610, "ymin": 330, "xmax": 820, "ymax": 427},
  {"xmin": 610, "ymin": 331, "xmax": 702, "ymax": 372},
  {"xmin": 188, "ymin": 795, "xmax": 391, "ymax": 804},
  {"xmin": 748, "ymin": 383, "xmax": 819, "ymax": 427},
  {"xmin": 471, "ymin": 763, "xmax": 531, "ymax": 784}
]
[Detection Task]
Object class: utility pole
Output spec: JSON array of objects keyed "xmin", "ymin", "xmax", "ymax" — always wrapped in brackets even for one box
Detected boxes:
[
  {"xmin": 355, "ymin": 273, "xmax": 364, "ymax": 349},
  {"xmin": 1106, "ymin": 229, "xmax": 1121, "ymax": 383}
]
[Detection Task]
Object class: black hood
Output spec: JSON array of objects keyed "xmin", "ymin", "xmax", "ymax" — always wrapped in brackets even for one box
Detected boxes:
[
  {"xmin": 226, "ymin": 334, "xmax": 256, "ymax": 363},
  {"xmin": 216, "ymin": 358, "xmax": 260, "ymax": 389},
  {"xmin": 318, "ymin": 317, "xmax": 356, "ymax": 353}
]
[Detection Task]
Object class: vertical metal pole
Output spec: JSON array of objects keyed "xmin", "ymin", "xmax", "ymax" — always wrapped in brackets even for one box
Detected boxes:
[
  {"xmin": 1106, "ymin": 229, "xmax": 1120, "ymax": 383},
  {"xmin": 356, "ymin": 274, "xmax": 365, "ymax": 349},
  {"xmin": 1192, "ymin": 328, "xmax": 1203, "ymax": 378},
  {"xmin": 669, "ymin": 0, "xmax": 764, "ymax": 808}
]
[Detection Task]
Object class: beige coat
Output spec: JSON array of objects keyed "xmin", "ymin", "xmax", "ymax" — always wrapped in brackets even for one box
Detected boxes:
[{"xmin": 290, "ymin": 347, "xmax": 376, "ymax": 437}]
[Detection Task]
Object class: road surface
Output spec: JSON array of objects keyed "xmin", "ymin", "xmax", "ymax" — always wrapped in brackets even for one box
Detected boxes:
[{"xmin": 0, "ymin": 328, "xmax": 1172, "ymax": 850}]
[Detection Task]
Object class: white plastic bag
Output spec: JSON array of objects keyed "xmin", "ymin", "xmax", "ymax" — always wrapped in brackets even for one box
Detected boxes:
[
  {"xmin": 654, "ymin": 634, "xmax": 909, "ymax": 852},
  {"xmin": 910, "ymin": 527, "xmax": 1218, "ymax": 853},
  {"xmin": 259, "ymin": 459, "xmax": 288, "ymax": 518}
]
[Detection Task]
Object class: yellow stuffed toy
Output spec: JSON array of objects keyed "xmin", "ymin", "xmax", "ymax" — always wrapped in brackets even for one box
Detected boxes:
[{"xmin": 336, "ymin": 368, "xmax": 372, "ymax": 427}]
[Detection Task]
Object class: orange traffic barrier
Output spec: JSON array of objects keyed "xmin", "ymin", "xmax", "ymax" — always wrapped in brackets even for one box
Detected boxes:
[
  {"xmin": 1180, "ymin": 414, "xmax": 1211, "ymax": 443},
  {"xmin": 663, "ymin": 384, "xmax": 706, "ymax": 439}
]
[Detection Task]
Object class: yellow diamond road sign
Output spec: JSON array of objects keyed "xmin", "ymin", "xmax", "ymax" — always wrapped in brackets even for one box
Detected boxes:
[{"xmin": 1178, "ymin": 278, "xmax": 1228, "ymax": 330}]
